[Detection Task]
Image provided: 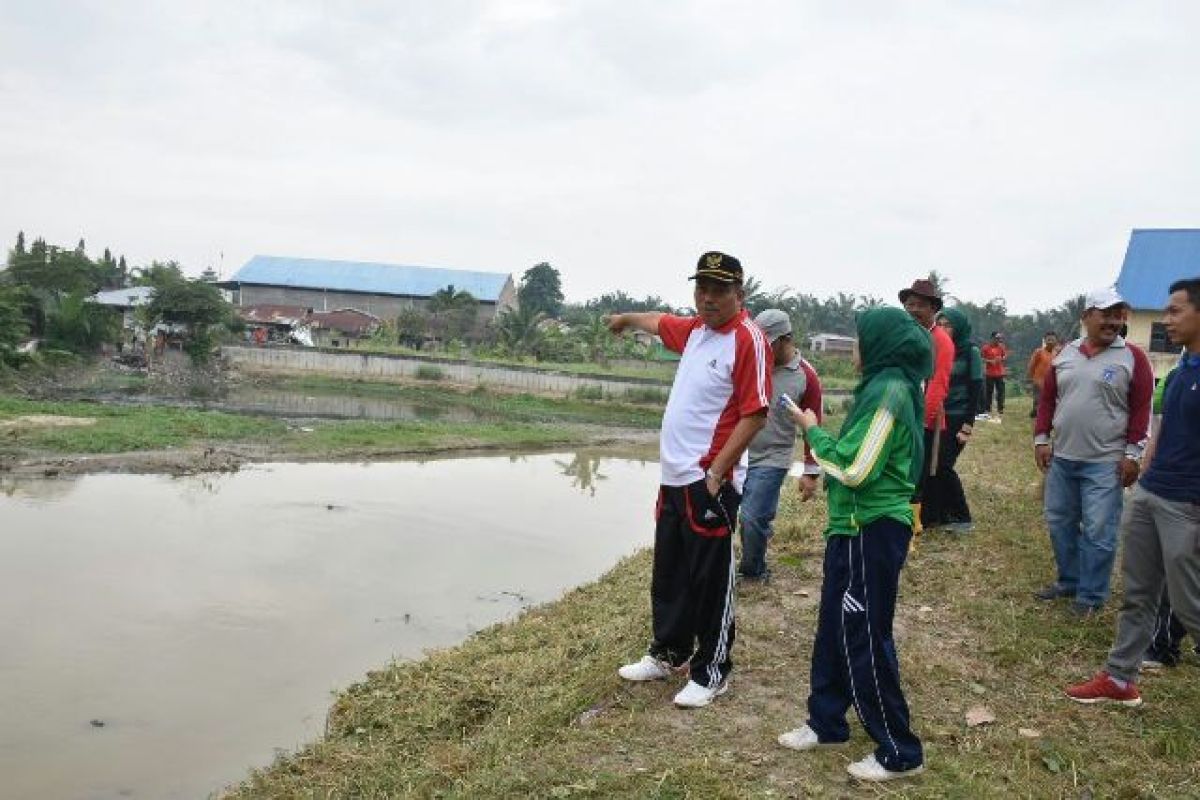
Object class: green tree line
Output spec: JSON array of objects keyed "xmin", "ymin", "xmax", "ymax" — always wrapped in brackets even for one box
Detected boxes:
[{"xmin": 0, "ymin": 231, "xmax": 233, "ymax": 367}]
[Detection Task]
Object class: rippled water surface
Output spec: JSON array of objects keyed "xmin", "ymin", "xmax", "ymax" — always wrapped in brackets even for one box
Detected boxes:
[{"xmin": 0, "ymin": 453, "xmax": 656, "ymax": 799}]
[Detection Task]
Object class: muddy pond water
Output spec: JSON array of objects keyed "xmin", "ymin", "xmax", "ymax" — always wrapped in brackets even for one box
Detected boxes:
[{"xmin": 0, "ymin": 452, "xmax": 658, "ymax": 799}]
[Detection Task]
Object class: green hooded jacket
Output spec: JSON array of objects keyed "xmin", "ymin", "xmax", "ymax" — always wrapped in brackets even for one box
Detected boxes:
[
  {"xmin": 939, "ymin": 307, "xmax": 983, "ymax": 418},
  {"xmin": 805, "ymin": 307, "xmax": 933, "ymax": 536}
]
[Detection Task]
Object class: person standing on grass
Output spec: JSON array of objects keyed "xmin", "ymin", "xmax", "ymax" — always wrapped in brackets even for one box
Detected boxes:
[
  {"xmin": 922, "ymin": 308, "xmax": 982, "ymax": 533},
  {"xmin": 776, "ymin": 306, "xmax": 930, "ymax": 783},
  {"xmin": 1065, "ymin": 277, "xmax": 1200, "ymax": 706},
  {"xmin": 1140, "ymin": 357, "xmax": 1195, "ymax": 669},
  {"xmin": 1027, "ymin": 331, "xmax": 1061, "ymax": 419},
  {"xmin": 1033, "ymin": 287, "xmax": 1153, "ymax": 616},
  {"xmin": 737, "ymin": 308, "xmax": 823, "ymax": 582},
  {"xmin": 980, "ymin": 332, "xmax": 1008, "ymax": 421},
  {"xmin": 606, "ymin": 251, "xmax": 770, "ymax": 709},
  {"xmin": 899, "ymin": 278, "xmax": 954, "ymax": 535}
]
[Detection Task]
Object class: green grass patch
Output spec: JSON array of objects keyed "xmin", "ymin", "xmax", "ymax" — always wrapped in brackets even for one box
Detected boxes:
[
  {"xmin": 414, "ymin": 365, "xmax": 444, "ymax": 381},
  {"xmin": 0, "ymin": 397, "xmax": 284, "ymax": 454},
  {"xmin": 0, "ymin": 382, "xmax": 661, "ymax": 462}
]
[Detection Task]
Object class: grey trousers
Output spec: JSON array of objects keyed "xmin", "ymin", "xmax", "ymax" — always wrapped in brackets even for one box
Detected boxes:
[{"xmin": 1105, "ymin": 485, "xmax": 1200, "ymax": 682}]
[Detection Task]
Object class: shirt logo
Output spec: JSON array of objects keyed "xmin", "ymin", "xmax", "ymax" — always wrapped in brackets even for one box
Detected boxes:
[
  {"xmin": 708, "ymin": 358, "xmax": 718, "ymax": 370},
  {"xmin": 1101, "ymin": 366, "xmax": 1117, "ymax": 385}
]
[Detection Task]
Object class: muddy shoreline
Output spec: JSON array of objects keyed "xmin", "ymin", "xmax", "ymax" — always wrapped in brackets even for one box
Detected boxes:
[{"xmin": 0, "ymin": 426, "xmax": 659, "ymax": 478}]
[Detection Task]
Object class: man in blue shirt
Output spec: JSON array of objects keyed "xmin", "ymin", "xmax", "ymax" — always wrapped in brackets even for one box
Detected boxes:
[{"xmin": 1065, "ymin": 277, "xmax": 1200, "ymax": 706}]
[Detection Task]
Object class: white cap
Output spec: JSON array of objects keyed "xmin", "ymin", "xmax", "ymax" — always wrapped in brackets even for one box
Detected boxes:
[{"xmin": 1084, "ymin": 286, "xmax": 1128, "ymax": 311}]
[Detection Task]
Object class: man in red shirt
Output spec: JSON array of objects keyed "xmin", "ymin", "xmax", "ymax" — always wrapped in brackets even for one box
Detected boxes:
[
  {"xmin": 606, "ymin": 251, "xmax": 770, "ymax": 708},
  {"xmin": 980, "ymin": 332, "xmax": 1008, "ymax": 421},
  {"xmin": 899, "ymin": 279, "xmax": 952, "ymax": 533}
]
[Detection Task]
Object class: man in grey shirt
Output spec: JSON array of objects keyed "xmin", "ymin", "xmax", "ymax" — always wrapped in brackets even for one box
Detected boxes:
[
  {"xmin": 738, "ymin": 309, "xmax": 824, "ymax": 581},
  {"xmin": 1033, "ymin": 287, "xmax": 1153, "ymax": 615}
]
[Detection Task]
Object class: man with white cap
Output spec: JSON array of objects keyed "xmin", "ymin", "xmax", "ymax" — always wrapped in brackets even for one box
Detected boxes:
[
  {"xmin": 738, "ymin": 309, "xmax": 824, "ymax": 582},
  {"xmin": 1033, "ymin": 286, "xmax": 1153, "ymax": 616}
]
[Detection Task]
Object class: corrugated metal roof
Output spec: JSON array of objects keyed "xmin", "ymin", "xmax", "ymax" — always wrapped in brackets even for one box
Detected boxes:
[
  {"xmin": 88, "ymin": 286, "xmax": 155, "ymax": 307},
  {"xmin": 1115, "ymin": 229, "xmax": 1200, "ymax": 309},
  {"xmin": 230, "ymin": 255, "xmax": 511, "ymax": 302}
]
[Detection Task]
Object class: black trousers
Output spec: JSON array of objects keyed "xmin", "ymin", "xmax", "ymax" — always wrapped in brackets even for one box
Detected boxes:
[
  {"xmin": 985, "ymin": 377, "xmax": 1006, "ymax": 413},
  {"xmin": 1148, "ymin": 585, "xmax": 1189, "ymax": 664},
  {"xmin": 806, "ymin": 519, "xmax": 924, "ymax": 771},
  {"xmin": 649, "ymin": 481, "xmax": 740, "ymax": 688},
  {"xmin": 921, "ymin": 415, "xmax": 972, "ymax": 526},
  {"xmin": 910, "ymin": 428, "xmax": 937, "ymax": 505}
]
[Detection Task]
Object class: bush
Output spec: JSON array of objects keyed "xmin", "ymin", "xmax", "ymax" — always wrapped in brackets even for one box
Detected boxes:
[
  {"xmin": 623, "ymin": 387, "xmax": 668, "ymax": 404},
  {"xmin": 574, "ymin": 385, "xmax": 604, "ymax": 401},
  {"xmin": 39, "ymin": 348, "xmax": 79, "ymax": 368},
  {"xmin": 416, "ymin": 364, "xmax": 444, "ymax": 381}
]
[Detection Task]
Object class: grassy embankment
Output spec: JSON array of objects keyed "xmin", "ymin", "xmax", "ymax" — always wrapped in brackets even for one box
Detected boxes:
[
  {"xmin": 0, "ymin": 381, "xmax": 663, "ymax": 462},
  {"xmin": 228, "ymin": 399, "xmax": 1199, "ymax": 799}
]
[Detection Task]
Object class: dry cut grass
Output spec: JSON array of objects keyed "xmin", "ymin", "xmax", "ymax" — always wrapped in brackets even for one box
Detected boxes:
[{"xmin": 226, "ymin": 400, "xmax": 1200, "ymax": 799}]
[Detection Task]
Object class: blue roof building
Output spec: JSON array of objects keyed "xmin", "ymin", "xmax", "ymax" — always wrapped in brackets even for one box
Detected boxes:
[
  {"xmin": 230, "ymin": 255, "xmax": 513, "ymax": 303},
  {"xmin": 1115, "ymin": 229, "xmax": 1200, "ymax": 310},
  {"xmin": 223, "ymin": 255, "xmax": 518, "ymax": 325},
  {"xmin": 1113, "ymin": 229, "xmax": 1199, "ymax": 367}
]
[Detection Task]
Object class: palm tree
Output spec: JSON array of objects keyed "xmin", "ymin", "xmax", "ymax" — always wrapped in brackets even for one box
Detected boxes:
[
  {"xmin": 427, "ymin": 285, "xmax": 478, "ymax": 341},
  {"xmin": 494, "ymin": 305, "xmax": 545, "ymax": 356},
  {"xmin": 741, "ymin": 276, "xmax": 769, "ymax": 315},
  {"xmin": 576, "ymin": 313, "xmax": 611, "ymax": 365}
]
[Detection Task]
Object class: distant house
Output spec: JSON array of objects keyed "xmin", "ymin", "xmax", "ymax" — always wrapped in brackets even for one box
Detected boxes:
[
  {"xmin": 807, "ymin": 333, "xmax": 857, "ymax": 355},
  {"xmin": 87, "ymin": 286, "xmax": 155, "ymax": 330},
  {"xmin": 1114, "ymin": 229, "xmax": 1200, "ymax": 373},
  {"xmin": 308, "ymin": 308, "xmax": 381, "ymax": 346},
  {"xmin": 220, "ymin": 255, "xmax": 517, "ymax": 327},
  {"xmin": 236, "ymin": 304, "xmax": 381, "ymax": 347}
]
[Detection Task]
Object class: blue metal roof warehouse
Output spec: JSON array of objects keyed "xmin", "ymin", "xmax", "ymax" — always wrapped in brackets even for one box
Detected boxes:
[
  {"xmin": 1115, "ymin": 229, "xmax": 1200, "ymax": 309},
  {"xmin": 230, "ymin": 255, "xmax": 512, "ymax": 302}
]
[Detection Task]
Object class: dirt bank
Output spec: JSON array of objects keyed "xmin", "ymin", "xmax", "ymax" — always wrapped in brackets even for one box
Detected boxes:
[{"xmin": 0, "ymin": 423, "xmax": 658, "ymax": 478}]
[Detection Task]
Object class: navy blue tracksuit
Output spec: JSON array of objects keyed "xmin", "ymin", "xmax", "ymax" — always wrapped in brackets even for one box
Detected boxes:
[{"xmin": 807, "ymin": 518, "xmax": 924, "ymax": 772}]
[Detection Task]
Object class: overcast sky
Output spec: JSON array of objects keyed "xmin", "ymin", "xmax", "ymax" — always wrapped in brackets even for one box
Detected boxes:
[{"xmin": 2, "ymin": 1, "xmax": 1197, "ymax": 312}]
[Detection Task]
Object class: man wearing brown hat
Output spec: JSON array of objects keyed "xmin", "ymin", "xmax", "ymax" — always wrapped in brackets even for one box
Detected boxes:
[
  {"xmin": 606, "ymin": 251, "xmax": 771, "ymax": 708},
  {"xmin": 899, "ymin": 278, "xmax": 954, "ymax": 530}
]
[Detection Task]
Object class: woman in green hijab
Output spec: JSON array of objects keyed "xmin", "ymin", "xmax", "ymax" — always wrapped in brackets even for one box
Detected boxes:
[
  {"xmin": 776, "ymin": 307, "xmax": 929, "ymax": 783},
  {"xmin": 922, "ymin": 307, "xmax": 983, "ymax": 532}
]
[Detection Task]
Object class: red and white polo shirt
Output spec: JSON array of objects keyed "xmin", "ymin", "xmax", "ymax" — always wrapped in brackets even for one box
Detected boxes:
[{"xmin": 658, "ymin": 309, "xmax": 772, "ymax": 492}]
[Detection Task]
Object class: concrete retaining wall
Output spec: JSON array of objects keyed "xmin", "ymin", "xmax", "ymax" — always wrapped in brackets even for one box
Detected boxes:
[{"xmin": 222, "ymin": 345, "xmax": 673, "ymax": 398}]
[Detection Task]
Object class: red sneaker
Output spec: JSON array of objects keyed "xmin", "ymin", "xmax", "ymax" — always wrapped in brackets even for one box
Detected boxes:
[{"xmin": 1065, "ymin": 672, "xmax": 1142, "ymax": 707}]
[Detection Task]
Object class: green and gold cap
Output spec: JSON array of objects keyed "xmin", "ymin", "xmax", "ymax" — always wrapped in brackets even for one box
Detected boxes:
[{"xmin": 689, "ymin": 251, "xmax": 743, "ymax": 284}]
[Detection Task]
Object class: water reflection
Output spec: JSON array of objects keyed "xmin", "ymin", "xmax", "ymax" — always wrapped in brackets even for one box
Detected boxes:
[
  {"xmin": 555, "ymin": 452, "xmax": 609, "ymax": 496},
  {"xmin": 0, "ymin": 453, "xmax": 657, "ymax": 799},
  {"xmin": 0, "ymin": 473, "xmax": 83, "ymax": 501},
  {"xmin": 214, "ymin": 387, "xmax": 483, "ymax": 422}
]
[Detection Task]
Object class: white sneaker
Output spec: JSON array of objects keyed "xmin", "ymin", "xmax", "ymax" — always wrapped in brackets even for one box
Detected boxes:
[
  {"xmin": 617, "ymin": 655, "xmax": 671, "ymax": 682},
  {"xmin": 777, "ymin": 724, "xmax": 844, "ymax": 751},
  {"xmin": 975, "ymin": 413, "xmax": 990, "ymax": 421},
  {"xmin": 846, "ymin": 753, "xmax": 925, "ymax": 782},
  {"xmin": 672, "ymin": 678, "xmax": 728, "ymax": 708}
]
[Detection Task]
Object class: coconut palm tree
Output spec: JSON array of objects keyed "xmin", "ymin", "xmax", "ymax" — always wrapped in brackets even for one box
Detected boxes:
[{"xmin": 493, "ymin": 305, "xmax": 545, "ymax": 356}]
